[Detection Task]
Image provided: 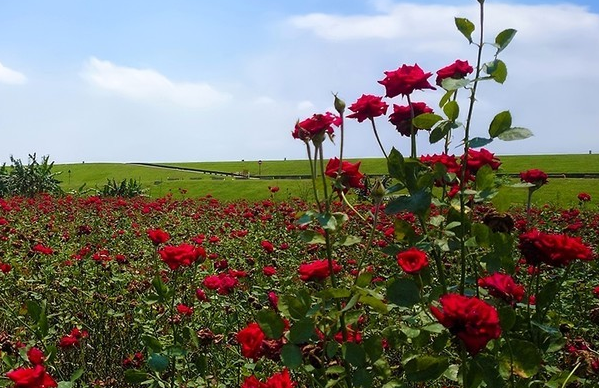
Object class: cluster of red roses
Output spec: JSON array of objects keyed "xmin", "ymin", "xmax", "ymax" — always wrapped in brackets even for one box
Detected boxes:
[
  {"xmin": 158, "ymin": 243, "xmax": 206, "ymax": 271},
  {"xmin": 519, "ymin": 169, "xmax": 549, "ymax": 186},
  {"xmin": 6, "ymin": 347, "xmax": 57, "ymax": 388},
  {"xmin": 298, "ymin": 258, "xmax": 342, "ymax": 282},
  {"xmin": 241, "ymin": 368, "xmax": 295, "ymax": 388},
  {"xmin": 58, "ymin": 327, "xmax": 88, "ymax": 348},
  {"xmin": 518, "ymin": 229, "xmax": 594, "ymax": 267}
]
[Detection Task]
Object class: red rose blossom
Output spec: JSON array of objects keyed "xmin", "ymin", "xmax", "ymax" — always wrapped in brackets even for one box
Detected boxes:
[
  {"xmin": 261, "ymin": 240, "xmax": 274, "ymax": 253},
  {"xmin": 147, "ymin": 228, "xmax": 170, "ymax": 246},
  {"xmin": 27, "ymin": 347, "xmax": 45, "ymax": 365},
  {"xmin": 176, "ymin": 304, "xmax": 193, "ymax": 316},
  {"xmin": 518, "ymin": 229, "xmax": 594, "ymax": 267},
  {"xmin": 578, "ymin": 192, "xmax": 591, "ymax": 202},
  {"xmin": 478, "ymin": 273, "xmax": 525, "ymax": 304},
  {"xmin": 519, "ymin": 169, "xmax": 548, "ymax": 186},
  {"xmin": 378, "ymin": 63, "xmax": 436, "ymax": 97},
  {"xmin": 237, "ymin": 322, "xmax": 265, "ymax": 360},
  {"xmin": 7, "ymin": 365, "xmax": 57, "ymax": 388},
  {"xmin": 388, "ymin": 102, "xmax": 434, "ymax": 136},
  {"xmin": 158, "ymin": 243, "xmax": 206, "ymax": 270},
  {"xmin": 299, "ymin": 259, "xmax": 342, "ymax": 282},
  {"xmin": 347, "ymin": 94, "xmax": 389, "ymax": 123},
  {"xmin": 436, "ymin": 59, "xmax": 474, "ymax": 87},
  {"xmin": 292, "ymin": 112, "xmax": 340, "ymax": 142},
  {"xmin": 324, "ymin": 158, "xmax": 365, "ymax": 194},
  {"xmin": 462, "ymin": 148, "xmax": 501, "ymax": 176},
  {"xmin": 396, "ymin": 247, "xmax": 429, "ymax": 274},
  {"xmin": 431, "ymin": 294, "xmax": 501, "ymax": 355}
]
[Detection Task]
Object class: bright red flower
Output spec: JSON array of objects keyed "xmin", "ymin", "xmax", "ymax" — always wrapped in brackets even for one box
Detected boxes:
[
  {"xmin": 196, "ymin": 288, "xmax": 208, "ymax": 302},
  {"xmin": 269, "ymin": 186, "xmax": 280, "ymax": 193},
  {"xmin": 268, "ymin": 291, "xmax": 279, "ymax": 310},
  {"xmin": 478, "ymin": 273, "xmax": 525, "ymax": 304},
  {"xmin": 58, "ymin": 327, "xmax": 88, "ymax": 348},
  {"xmin": 292, "ymin": 112, "xmax": 340, "ymax": 142},
  {"xmin": 202, "ymin": 273, "xmax": 239, "ymax": 295},
  {"xmin": 347, "ymin": 94, "xmax": 389, "ymax": 123},
  {"xmin": 325, "ymin": 158, "xmax": 365, "ymax": 194},
  {"xmin": 388, "ymin": 102, "xmax": 434, "ymax": 136},
  {"xmin": 237, "ymin": 322, "xmax": 265, "ymax": 360},
  {"xmin": 241, "ymin": 376, "xmax": 266, "ymax": 388},
  {"xmin": 378, "ymin": 63, "xmax": 436, "ymax": 98},
  {"xmin": 436, "ymin": 59, "xmax": 474, "ymax": 87},
  {"xmin": 592, "ymin": 285, "xmax": 599, "ymax": 299},
  {"xmin": 518, "ymin": 229, "xmax": 594, "ymax": 267},
  {"xmin": 147, "ymin": 228, "xmax": 170, "ymax": 245},
  {"xmin": 265, "ymin": 368, "xmax": 296, "ymax": 388},
  {"xmin": 431, "ymin": 294, "xmax": 501, "ymax": 355},
  {"xmin": 158, "ymin": 243, "xmax": 206, "ymax": 270},
  {"xmin": 578, "ymin": 192, "xmax": 591, "ymax": 202},
  {"xmin": 298, "ymin": 259, "xmax": 342, "ymax": 282},
  {"xmin": 396, "ymin": 247, "xmax": 429, "ymax": 274},
  {"xmin": 32, "ymin": 244, "xmax": 53, "ymax": 255},
  {"xmin": 27, "ymin": 347, "xmax": 45, "ymax": 365},
  {"xmin": 261, "ymin": 240, "xmax": 274, "ymax": 253},
  {"xmin": 263, "ymin": 266, "xmax": 277, "ymax": 276},
  {"xmin": 176, "ymin": 304, "xmax": 193, "ymax": 316},
  {"xmin": 6, "ymin": 365, "xmax": 57, "ymax": 388},
  {"xmin": 0, "ymin": 262, "xmax": 11, "ymax": 273},
  {"xmin": 462, "ymin": 148, "xmax": 501, "ymax": 176},
  {"xmin": 519, "ymin": 169, "xmax": 548, "ymax": 186}
]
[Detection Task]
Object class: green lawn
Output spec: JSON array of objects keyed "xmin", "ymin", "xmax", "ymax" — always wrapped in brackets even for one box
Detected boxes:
[{"xmin": 52, "ymin": 155, "xmax": 599, "ymax": 206}]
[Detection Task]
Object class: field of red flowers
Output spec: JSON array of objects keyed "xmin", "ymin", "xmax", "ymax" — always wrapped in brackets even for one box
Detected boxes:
[{"xmin": 0, "ymin": 192, "xmax": 597, "ymax": 387}]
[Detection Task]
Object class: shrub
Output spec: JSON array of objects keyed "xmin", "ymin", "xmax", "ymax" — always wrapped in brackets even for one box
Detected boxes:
[{"xmin": 0, "ymin": 153, "xmax": 62, "ymax": 197}]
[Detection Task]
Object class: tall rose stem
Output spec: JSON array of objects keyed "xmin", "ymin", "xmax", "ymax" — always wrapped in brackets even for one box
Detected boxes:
[
  {"xmin": 459, "ymin": 0, "xmax": 485, "ymax": 295},
  {"xmin": 369, "ymin": 117, "xmax": 388, "ymax": 160},
  {"xmin": 407, "ymin": 94, "xmax": 417, "ymax": 159}
]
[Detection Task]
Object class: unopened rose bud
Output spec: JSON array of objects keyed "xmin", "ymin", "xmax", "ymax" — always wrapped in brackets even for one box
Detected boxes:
[
  {"xmin": 371, "ymin": 179, "xmax": 385, "ymax": 204},
  {"xmin": 333, "ymin": 93, "xmax": 345, "ymax": 115}
]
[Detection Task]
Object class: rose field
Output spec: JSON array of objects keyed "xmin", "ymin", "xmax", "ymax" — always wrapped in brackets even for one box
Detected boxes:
[{"xmin": 2, "ymin": 1, "xmax": 599, "ymax": 388}]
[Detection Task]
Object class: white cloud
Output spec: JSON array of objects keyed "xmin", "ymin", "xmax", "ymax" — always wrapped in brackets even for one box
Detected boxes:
[
  {"xmin": 80, "ymin": 57, "xmax": 231, "ymax": 109},
  {"xmin": 297, "ymin": 100, "xmax": 315, "ymax": 111},
  {"xmin": 0, "ymin": 61, "xmax": 27, "ymax": 85}
]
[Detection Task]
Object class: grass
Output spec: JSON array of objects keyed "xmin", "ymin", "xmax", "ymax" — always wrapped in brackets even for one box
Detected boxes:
[{"xmin": 51, "ymin": 154, "xmax": 599, "ymax": 206}]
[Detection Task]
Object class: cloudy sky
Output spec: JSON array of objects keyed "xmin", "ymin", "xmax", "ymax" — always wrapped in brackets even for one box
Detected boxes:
[{"xmin": 0, "ymin": 0, "xmax": 597, "ymax": 164}]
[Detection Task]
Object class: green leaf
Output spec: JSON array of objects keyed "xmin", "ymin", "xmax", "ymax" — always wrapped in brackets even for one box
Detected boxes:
[
  {"xmin": 334, "ymin": 235, "xmax": 361, "ymax": 247},
  {"xmin": 441, "ymin": 77, "xmax": 470, "ymax": 91},
  {"xmin": 439, "ymin": 89, "xmax": 454, "ymax": 107},
  {"xmin": 281, "ymin": 343, "xmax": 303, "ymax": 369},
  {"xmin": 385, "ymin": 189, "xmax": 431, "ymax": 217},
  {"xmin": 141, "ymin": 335, "xmax": 163, "ymax": 353},
  {"xmin": 69, "ymin": 368, "xmax": 84, "ymax": 382},
  {"xmin": 484, "ymin": 59, "xmax": 507, "ymax": 84},
  {"xmin": 443, "ymin": 101, "xmax": 459, "ymax": 121},
  {"xmin": 404, "ymin": 355, "xmax": 449, "ymax": 382},
  {"xmin": 497, "ymin": 306, "xmax": 516, "ymax": 332},
  {"xmin": 500, "ymin": 339, "xmax": 541, "ymax": 378},
  {"xmin": 289, "ymin": 318, "xmax": 315, "ymax": 344},
  {"xmin": 469, "ymin": 137, "xmax": 493, "ymax": 148},
  {"xmin": 148, "ymin": 353, "xmax": 169, "ymax": 373},
  {"xmin": 497, "ymin": 127, "xmax": 533, "ymax": 141},
  {"xmin": 475, "ymin": 165, "xmax": 495, "ymax": 191},
  {"xmin": 429, "ymin": 121, "xmax": 453, "ymax": 144},
  {"xmin": 455, "ymin": 17, "xmax": 475, "ymax": 43},
  {"xmin": 257, "ymin": 309, "xmax": 285, "ymax": 339},
  {"xmin": 317, "ymin": 213, "xmax": 337, "ymax": 231},
  {"xmin": 25, "ymin": 300, "xmax": 41, "ymax": 323},
  {"xmin": 57, "ymin": 382, "xmax": 73, "ymax": 388},
  {"xmin": 393, "ymin": 219, "xmax": 417, "ymax": 243},
  {"xmin": 352, "ymin": 368, "xmax": 374, "ymax": 388},
  {"xmin": 299, "ymin": 230, "xmax": 326, "ymax": 244},
  {"xmin": 488, "ymin": 110, "xmax": 512, "ymax": 138},
  {"xmin": 279, "ymin": 291, "xmax": 311, "ymax": 320},
  {"xmin": 356, "ymin": 272, "xmax": 373, "ymax": 288},
  {"xmin": 151, "ymin": 275, "xmax": 169, "ymax": 302},
  {"xmin": 359, "ymin": 295, "xmax": 389, "ymax": 314},
  {"xmin": 124, "ymin": 369, "xmax": 149, "ymax": 384},
  {"xmin": 387, "ymin": 278, "xmax": 420, "ymax": 307},
  {"xmin": 387, "ymin": 148, "xmax": 405, "ymax": 181},
  {"xmin": 535, "ymin": 279, "xmax": 560, "ymax": 313},
  {"xmin": 318, "ymin": 288, "xmax": 352, "ymax": 299},
  {"xmin": 412, "ymin": 113, "xmax": 443, "ymax": 130},
  {"xmin": 343, "ymin": 342, "xmax": 366, "ymax": 367},
  {"xmin": 495, "ymin": 28, "xmax": 517, "ymax": 55},
  {"xmin": 364, "ymin": 335, "xmax": 383, "ymax": 362}
]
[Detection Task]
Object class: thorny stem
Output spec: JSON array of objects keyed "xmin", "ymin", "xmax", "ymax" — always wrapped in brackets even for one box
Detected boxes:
[
  {"xmin": 407, "ymin": 94, "xmax": 417, "ymax": 159},
  {"xmin": 306, "ymin": 142, "xmax": 322, "ymax": 212}
]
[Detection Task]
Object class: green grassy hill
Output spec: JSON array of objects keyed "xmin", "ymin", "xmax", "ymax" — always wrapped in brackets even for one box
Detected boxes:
[{"xmin": 53, "ymin": 154, "xmax": 599, "ymax": 206}]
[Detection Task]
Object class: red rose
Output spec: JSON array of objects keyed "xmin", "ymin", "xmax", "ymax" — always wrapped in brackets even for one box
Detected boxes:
[
  {"xmin": 325, "ymin": 158, "xmax": 365, "ymax": 194},
  {"xmin": 299, "ymin": 259, "xmax": 342, "ymax": 282},
  {"xmin": 269, "ymin": 186, "xmax": 280, "ymax": 193},
  {"xmin": 292, "ymin": 112, "xmax": 340, "ymax": 142},
  {"xmin": 265, "ymin": 368, "xmax": 296, "ymax": 388},
  {"xmin": 0, "ymin": 262, "xmax": 11, "ymax": 273},
  {"xmin": 241, "ymin": 376, "xmax": 266, "ymax": 388},
  {"xmin": 263, "ymin": 266, "xmax": 277, "ymax": 276},
  {"xmin": 436, "ymin": 59, "xmax": 474, "ymax": 87},
  {"xmin": 237, "ymin": 322, "xmax": 265, "ymax": 360},
  {"xmin": 27, "ymin": 347, "xmax": 45, "ymax": 365},
  {"xmin": 462, "ymin": 148, "xmax": 501, "ymax": 176},
  {"xmin": 378, "ymin": 63, "xmax": 436, "ymax": 98},
  {"xmin": 431, "ymin": 294, "xmax": 501, "ymax": 355},
  {"xmin": 158, "ymin": 243, "xmax": 206, "ymax": 270},
  {"xmin": 261, "ymin": 240, "xmax": 275, "ymax": 253},
  {"xmin": 420, "ymin": 153, "xmax": 460, "ymax": 173},
  {"xmin": 268, "ymin": 291, "xmax": 279, "ymax": 310},
  {"xmin": 578, "ymin": 192, "xmax": 591, "ymax": 202},
  {"xmin": 347, "ymin": 94, "xmax": 389, "ymax": 123},
  {"xmin": 519, "ymin": 169, "xmax": 548, "ymax": 186},
  {"xmin": 147, "ymin": 228, "xmax": 170, "ymax": 245},
  {"xmin": 592, "ymin": 285, "xmax": 599, "ymax": 299},
  {"xmin": 478, "ymin": 273, "xmax": 525, "ymax": 304},
  {"xmin": 195, "ymin": 288, "xmax": 208, "ymax": 302},
  {"xmin": 7, "ymin": 365, "xmax": 57, "ymax": 388},
  {"xmin": 388, "ymin": 102, "xmax": 434, "ymax": 136},
  {"xmin": 176, "ymin": 304, "xmax": 193, "ymax": 316},
  {"xmin": 396, "ymin": 247, "xmax": 429, "ymax": 274},
  {"xmin": 518, "ymin": 229, "xmax": 594, "ymax": 267}
]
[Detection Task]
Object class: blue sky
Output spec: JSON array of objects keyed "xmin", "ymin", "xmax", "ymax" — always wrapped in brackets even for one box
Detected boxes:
[{"xmin": 0, "ymin": 0, "xmax": 598, "ymax": 163}]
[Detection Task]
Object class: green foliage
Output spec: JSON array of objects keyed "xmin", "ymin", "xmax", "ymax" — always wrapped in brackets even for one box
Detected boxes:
[
  {"xmin": 98, "ymin": 178, "xmax": 147, "ymax": 197},
  {"xmin": 0, "ymin": 153, "xmax": 63, "ymax": 197}
]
